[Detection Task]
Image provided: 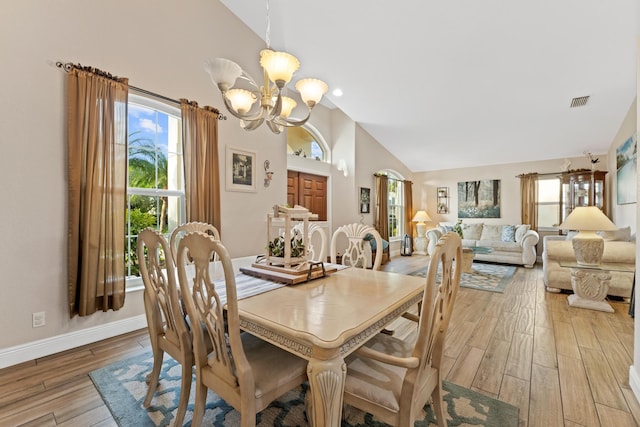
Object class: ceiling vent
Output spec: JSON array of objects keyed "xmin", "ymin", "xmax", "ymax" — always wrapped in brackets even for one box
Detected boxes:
[{"xmin": 570, "ymin": 96, "xmax": 590, "ymax": 108}]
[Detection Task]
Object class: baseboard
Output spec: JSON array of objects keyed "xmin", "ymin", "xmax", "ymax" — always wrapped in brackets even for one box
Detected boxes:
[
  {"xmin": 0, "ymin": 314, "xmax": 147, "ymax": 369},
  {"xmin": 629, "ymin": 365, "xmax": 640, "ymax": 404}
]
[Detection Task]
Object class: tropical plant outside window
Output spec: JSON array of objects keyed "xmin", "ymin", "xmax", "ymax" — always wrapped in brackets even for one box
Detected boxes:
[
  {"xmin": 287, "ymin": 126, "xmax": 326, "ymax": 161},
  {"xmin": 537, "ymin": 176, "xmax": 560, "ymax": 228},
  {"xmin": 126, "ymin": 94, "xmax": 185, "ymax": 278}
]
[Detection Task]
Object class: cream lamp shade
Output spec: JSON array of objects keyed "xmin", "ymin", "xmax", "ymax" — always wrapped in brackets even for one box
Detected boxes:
[
  {"xmin": 559, "ymin": 206, "xmax": 617, "ymax": 266},
  {"xmin": 412, "ymin": 211, "xmax": 432, "ymax": 224}
]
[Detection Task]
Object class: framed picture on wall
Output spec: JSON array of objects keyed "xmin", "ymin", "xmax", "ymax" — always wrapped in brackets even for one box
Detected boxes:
[
  {"xmin": 226, "ymin": 146, "xmax": 256, "ymax": 192},
  {"xmin": 457, "ymin": 179, "xmax": 500, "ymax": 218},
  {"xmin": 359, "ymin": 187, "xmax": 371, "ymax": 213},
  {"xmin": 616, "ymin": 133, "xmax": 637, "ymax": 205}
]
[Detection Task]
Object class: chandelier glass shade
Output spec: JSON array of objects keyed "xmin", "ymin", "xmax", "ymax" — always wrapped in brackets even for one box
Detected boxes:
[{"xmin": 205, "ymin": 49, "xmax": 328, "ymax": 134}]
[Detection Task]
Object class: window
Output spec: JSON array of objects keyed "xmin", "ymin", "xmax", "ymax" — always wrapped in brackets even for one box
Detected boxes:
[
  {"xmin": 386, "ymin": 172, "xmax": 405, "ymax": 240},
  {"xmin": 537, "ymin": 176, "xmax": 560, "ymax": 228},
  {"xmin": 287, "ymin": 126, "xmax": 327, "ymax": 161},
  {"xmin": 125, "ymin": 94, "xmax": 185, "ymax": 279}
]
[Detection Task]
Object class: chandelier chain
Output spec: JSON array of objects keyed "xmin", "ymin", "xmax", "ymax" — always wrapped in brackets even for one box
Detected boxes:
[{"xmin": 265, "ymin": 0, "xmax": 271, "ymax": 48}]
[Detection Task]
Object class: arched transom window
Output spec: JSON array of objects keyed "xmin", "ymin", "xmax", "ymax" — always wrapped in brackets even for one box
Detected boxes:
[{"xmin": 287, "ymin": 125, "xmax": 327, "ymax": 162}]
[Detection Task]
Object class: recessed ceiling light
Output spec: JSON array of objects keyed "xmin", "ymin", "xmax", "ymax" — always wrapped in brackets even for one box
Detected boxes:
[{"xmin": 332, "ymin": 88, "xmax": 343, "ymax": 97}]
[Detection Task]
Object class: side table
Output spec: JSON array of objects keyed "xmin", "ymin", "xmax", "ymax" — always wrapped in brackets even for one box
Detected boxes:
[
  {"xmin": 461, "ymin": 246, "xmax": 493, "ymax": 274},
  {"xmin": 568, "ymin": 267, "xmax": 613, "ymax": 312},
  {"xmin": 461, "ymin": 248, "xmax": 474, "ymax": 273},
  {"xmin": 560, "ymin": 262, "xmax": 635, "ymax": 312}
]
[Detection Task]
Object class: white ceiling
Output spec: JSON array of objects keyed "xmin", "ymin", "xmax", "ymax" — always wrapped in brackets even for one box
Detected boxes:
[{"xmin": 219, "ymin": 0, "xmax": 639, "ymax": 172}]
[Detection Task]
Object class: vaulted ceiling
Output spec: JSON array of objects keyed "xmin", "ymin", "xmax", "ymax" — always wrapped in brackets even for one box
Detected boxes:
[{"xmin": 219, "ymin": 0, "xmax": 638, "ymax": 172}]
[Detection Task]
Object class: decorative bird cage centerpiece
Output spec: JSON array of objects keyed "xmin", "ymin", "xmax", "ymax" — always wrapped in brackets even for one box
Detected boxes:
[{"xmin": 266, "ymin": 205, "xmax": 316, "ymax": 268}]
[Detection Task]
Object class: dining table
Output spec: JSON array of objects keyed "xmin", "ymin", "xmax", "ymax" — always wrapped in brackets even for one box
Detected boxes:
[{"xmin": 223, "ymin": 260, "xmax": 426, "ymax": 427}]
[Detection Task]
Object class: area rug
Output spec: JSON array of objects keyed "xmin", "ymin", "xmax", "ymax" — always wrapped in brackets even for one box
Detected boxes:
[
  {"xmin": 409, "ymin": 262, "xmax": 517, "ymax": 293},
  {"xmin": 90, "ymin": 352, "xmax": 519, "ymax": 427}
]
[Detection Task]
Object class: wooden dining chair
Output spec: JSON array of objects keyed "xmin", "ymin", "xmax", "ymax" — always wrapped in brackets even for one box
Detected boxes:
[
  {"xmin": 137, "ymin": 228, "xmax": 194, "ymax": 427},
  {"xmin": 175, "ymin": 231, "xmax": 309, "ymax": 427},
  {"xmin": 342, "ymin": 231, "xmax": 462, "ymax": 427},
  {"xmin": 292, "ymin": 222, "xmax": 328, "ymax": 262},
  {"xmin": 169, "ymin": 221, "xmax": 221, "ymax": 263},
  {"xmin": 330, "ymin": 223, "xmax": 383, "ymax": 270}
]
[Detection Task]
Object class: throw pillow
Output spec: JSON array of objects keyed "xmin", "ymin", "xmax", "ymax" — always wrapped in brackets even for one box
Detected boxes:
[
  {"xmin": 480, "ymin": 224, "xmax": 502, "ymax": 241},
  {"xmin": 597, "ymin": 226, "xmax": 631, "ymax": 242},
  {"xmin": 515, "ymin": 224, "xmax": 531, "ymax": 243},
  {"xmin": 502, "ymin": 225, "xmax": 516, "ymax": 242},
  {"xmin": 462, "ymin": 223, "xmax": 483, "ymax": 240}
]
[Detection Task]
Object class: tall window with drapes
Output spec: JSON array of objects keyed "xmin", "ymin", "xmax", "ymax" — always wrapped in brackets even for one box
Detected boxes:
[
  {"xmin": 519, "ymin": 172, "xmax": 539, "ymax": 230},
  {"xmin": 180, "ymin": 99, "xmax": 222, "ymax": 233},
  {"xmin": 67, "ymin": 65, "xmax": 128, "ymax": 317},
  {"xmin": 375, "ymin": 172, "xmax": 411, "ymax": 241}
]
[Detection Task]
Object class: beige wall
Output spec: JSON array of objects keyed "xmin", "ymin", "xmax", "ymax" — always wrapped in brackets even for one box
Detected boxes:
[{"xmin": 354, "ymin": 124, "xmax": 414, "ymax": 253}]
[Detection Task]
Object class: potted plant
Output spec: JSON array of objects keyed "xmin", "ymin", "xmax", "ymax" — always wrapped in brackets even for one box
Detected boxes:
[{"xmin": 267, "ymin": 229, "xmax": 306, "ymax": 259}]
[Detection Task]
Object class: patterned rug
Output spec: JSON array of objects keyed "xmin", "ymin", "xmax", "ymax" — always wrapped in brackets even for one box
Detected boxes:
[
  {"xmin": 409, "ymin": 262, "xmax": 517, "ymax": 293},
  {"xmin": 90, "ymin": 352, "xmax": 519, "ymax": 427}
]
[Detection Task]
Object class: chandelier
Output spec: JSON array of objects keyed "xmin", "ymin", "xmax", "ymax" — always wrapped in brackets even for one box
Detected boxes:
[{"xmin": 204, "ymin": 0, "xmax": 328, "ymax": 134}]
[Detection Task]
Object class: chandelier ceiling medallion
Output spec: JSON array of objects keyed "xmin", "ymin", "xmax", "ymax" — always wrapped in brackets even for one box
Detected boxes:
[{"xmin": 205, "ymin": 0, "xmax": 328, "ymax": 134}]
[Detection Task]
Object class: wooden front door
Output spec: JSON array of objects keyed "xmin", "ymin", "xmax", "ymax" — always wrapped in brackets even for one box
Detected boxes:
[{"xmin": 287, "ymin": 171, "xmax": 327, "ymax": 221}]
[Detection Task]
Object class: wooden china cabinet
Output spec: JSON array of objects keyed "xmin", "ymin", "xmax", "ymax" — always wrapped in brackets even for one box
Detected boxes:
[{"xmin": 559, "ymin": 170, "xmax": 607, "ymax": 223}]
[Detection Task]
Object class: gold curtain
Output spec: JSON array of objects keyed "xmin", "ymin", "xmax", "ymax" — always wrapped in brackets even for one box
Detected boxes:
[
  {"xmin": 375, "ymin": 174, "xmax": 389, "ymax": 241},
  {"xmin": 180, "ymin": 99, "xmax": 221, "ymax": 233},
  {"xmin": 67, "ymin": 66, "xmax": 128, "ymax": 317},
  {"xmin": 404, "ymin": 180, "xmax": 414, "ymax": 236},
  {"xmin": 519, "ymin": 172, "xmax": 539, "ymax": 230}
]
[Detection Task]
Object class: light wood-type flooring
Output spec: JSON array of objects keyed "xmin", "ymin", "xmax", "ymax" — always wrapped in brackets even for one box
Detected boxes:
[{"xmin": 0, "ymin": 257, "xmax": 638, "ymax": 426}]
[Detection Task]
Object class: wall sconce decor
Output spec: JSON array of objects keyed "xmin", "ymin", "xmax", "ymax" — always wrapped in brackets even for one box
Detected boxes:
[
  {"xmin": 264, "ymin": 160, "xmax": 274, "ymax": 187},
  {"xmin": 336, "ymin": 159, "xmax": 348, "ymax": 177}
]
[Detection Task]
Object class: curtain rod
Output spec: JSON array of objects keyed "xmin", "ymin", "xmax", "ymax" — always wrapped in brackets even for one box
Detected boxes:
[
  {"xmin": 515, "ymin": 168, "xmax": 592, "ymax": 178},
  {"xmin": 373, "ymin": 173, "xmax": 412, "ymax": 184},
  {"xmin": 55, "ymin": 61, "xmax": 226, "ymax": 120}
]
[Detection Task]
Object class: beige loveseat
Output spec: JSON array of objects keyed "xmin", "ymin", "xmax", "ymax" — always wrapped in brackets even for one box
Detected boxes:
[
  {"xmin": 426, "ymin": 222, "xmax": 539, "ymax": 268},
  {"xmin": 542, "ymin": 228, "xmax": 636, "ymax": 297}
]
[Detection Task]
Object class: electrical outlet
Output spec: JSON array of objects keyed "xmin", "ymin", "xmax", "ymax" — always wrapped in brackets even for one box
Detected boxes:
[{"xmin": 32, "ymin": 312, "xmax": 45, "ymax": 328}]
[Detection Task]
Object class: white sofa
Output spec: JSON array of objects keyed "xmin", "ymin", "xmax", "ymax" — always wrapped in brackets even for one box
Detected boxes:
[
  {"xmin": 426, "ymin": 222, "xmax": 539, "ymax": 268},
  {"xmin": 542, "ymin": 228, "xmax": 636, "ymax": 297}
]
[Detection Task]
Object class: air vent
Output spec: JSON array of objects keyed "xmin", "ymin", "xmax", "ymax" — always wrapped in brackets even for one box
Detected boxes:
[{"xmin": 570, "ymin": 96, "xmax": 590, "ymax": 108}]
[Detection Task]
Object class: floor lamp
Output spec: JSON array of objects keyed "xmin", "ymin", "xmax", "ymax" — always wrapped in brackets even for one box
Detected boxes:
[{"xmin": 412, "ymin": 210, "xmax": 432, "ymax": 255}]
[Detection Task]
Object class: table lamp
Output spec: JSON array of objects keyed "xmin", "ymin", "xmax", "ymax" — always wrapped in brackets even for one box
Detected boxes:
[
  {"xmin": 412, "ymin": 210, "xmax": 432, "ymax": 255},
  {"xmin": 559, "ymin": 206, "xmax": 617, "ymax": 266}
]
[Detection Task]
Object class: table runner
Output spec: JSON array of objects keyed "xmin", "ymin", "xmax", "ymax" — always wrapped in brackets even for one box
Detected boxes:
[{"xmin": 210, "ymin": 262, "xmax": 348, "ymax": 305}]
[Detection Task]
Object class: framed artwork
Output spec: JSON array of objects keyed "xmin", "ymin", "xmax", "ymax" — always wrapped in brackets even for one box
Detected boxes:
[
  {"xmin": 437, "ymin": 187, "xmax": 449, "ymax": 214},
  {"xmin": 226, "ymin": 146, "xmax": 256, "ymax": 192},
  {"xmin": 457, "ymin": 179, "xmax": 500, "ymax": 218},
  {"xmin": 616, "ymin": 133, "xmax": 637, "ymax": 205},
  {"xmin": 359, "ymin": 187, "xmax": 371, "ymax": 213}
]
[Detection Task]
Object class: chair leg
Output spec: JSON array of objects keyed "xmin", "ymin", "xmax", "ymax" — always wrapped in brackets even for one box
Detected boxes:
[
  {"xmin": 432, "ymin": 383, "xmax": 447, "ymax": 427},
  {"xmin": 190, "ymin": 382, "xmax": 208, "ymax": 427},
  {"xmin": 143, "ymin": 350, "xmax": 164, "ymax": 407},
  {"xmin": 173, "ymin": 362, "xmax": 193, "ymax": 427},
  {"xmin": 240, "ymin": 402, "xmax": 257, "ymax": 427}
]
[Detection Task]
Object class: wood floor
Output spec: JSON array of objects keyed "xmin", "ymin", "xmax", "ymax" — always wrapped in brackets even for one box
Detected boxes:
[{"xmin": 0, "ymin": 257, "xmax": 638, "ymax": 426}]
